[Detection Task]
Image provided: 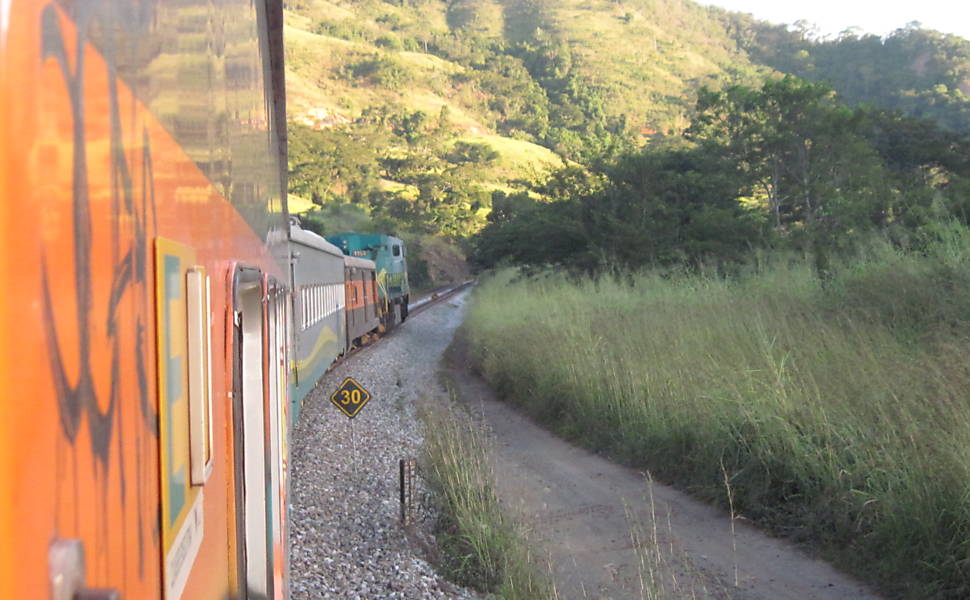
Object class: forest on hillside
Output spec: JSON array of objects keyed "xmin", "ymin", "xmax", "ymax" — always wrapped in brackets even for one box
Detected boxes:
[
  {"xmin": 722, "ymin": 18, "xmax": 970, "ymax": 134},
  {"xmin": 285, "ymin": 0, "xmax": 970, "ymax": 279},
  {"xmin": 474, "ymin": 76, "xmax": 970, "ymax": 272}
]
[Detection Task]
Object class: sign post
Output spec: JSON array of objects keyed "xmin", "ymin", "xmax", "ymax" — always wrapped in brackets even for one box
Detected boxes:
[{"xmin": 330, "ymin": 378, "xmax": 372, "ymax": 475}]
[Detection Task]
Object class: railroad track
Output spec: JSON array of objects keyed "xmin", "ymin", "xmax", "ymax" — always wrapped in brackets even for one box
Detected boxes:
[
  {"xmin": 326, "ymin": 280, "xmax": 475, "ymax": 371},
  {"xmin": 406, "ymin": 279, "xmax": 476, "ymax": 317}
]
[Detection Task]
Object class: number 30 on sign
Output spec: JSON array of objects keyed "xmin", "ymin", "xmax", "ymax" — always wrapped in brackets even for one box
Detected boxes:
[{"xmin": 329, "ymin": 377, "xmax": 372, "ymax": 418}]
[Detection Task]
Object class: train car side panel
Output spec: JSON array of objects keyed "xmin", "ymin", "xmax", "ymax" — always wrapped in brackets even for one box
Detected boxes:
[
  {"xmin": 289, "ymin": 223, "xmax": 346, "ymax": 418},
  {"xmin": 343, "ymin": 256, "xmax": 381, "ymax": 346},
  {"xmin": 0, "ymin": 1, "xmax": 289, "ymax": 598}
]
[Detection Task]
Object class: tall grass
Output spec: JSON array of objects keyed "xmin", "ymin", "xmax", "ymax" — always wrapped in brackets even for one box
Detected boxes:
[
  {"xmin": 422, "ymin": 401, "xmax": 555, "ymax": 599},
  {"xmin": 626, "ymin": 473, "xmax": 720, "ymax": 599},
  {"xmin": 465, "ymin": 229, "xmax": 970, "ymax": 599}
]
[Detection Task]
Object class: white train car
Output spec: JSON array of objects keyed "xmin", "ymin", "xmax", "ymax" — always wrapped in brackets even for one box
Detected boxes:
[{"xmin": 289, "ymin": 221, "xmax": 348, "ymax": 417}]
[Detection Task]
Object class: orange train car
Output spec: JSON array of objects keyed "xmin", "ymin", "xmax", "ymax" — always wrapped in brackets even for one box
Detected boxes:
[
  {"xmin": 343, "ymin": 256, "xmax": 382, "ymax": 346},
  {"xmin": 0, "ymin": 1, "xmax": 293, "ymax": 599}
]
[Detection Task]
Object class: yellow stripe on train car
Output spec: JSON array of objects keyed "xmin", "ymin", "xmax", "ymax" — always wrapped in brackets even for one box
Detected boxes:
[{"xmin": 292, "ymin": 325, "xmax": 339, "ymax": 375}]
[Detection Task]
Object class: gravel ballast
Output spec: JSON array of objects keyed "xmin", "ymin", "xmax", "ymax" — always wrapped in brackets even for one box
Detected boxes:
[{"xmin": 289, "ymin": 291, "xmax": 478, "ymax": 599}]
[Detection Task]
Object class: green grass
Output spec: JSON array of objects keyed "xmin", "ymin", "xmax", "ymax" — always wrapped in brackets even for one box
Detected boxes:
[
  {"xmin": 287, "ymin": 194, "xmax": 316, "ymax": 214},
  {"xmin": 538, "ymin": 0, "xmax": 774, "ymax": 130},
  {"xmin": 465, "ymin": 230, "xmax": 970, "ymax": 599},
  {"xmin": 422, "ymin": 398, "xmax": 555, "ymax": 599},
  {"xmin": 460, "ymin": 133, "xmax": 565, "ymax": 180}
]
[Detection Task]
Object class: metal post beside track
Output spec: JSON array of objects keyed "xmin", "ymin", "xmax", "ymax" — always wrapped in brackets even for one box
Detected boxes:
[{"xmin": 399, "ymin": 458, "xmax": 416, "ymax": 526}]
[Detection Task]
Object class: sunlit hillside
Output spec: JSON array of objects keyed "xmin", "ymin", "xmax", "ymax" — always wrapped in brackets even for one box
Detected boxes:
[
  {"xmin": 284, "ymin": 0, "xmax": 774, "ymax": 138},
  {"xmin": 282, "ymin": 0, "xmax": 970, "ymax": 241}
]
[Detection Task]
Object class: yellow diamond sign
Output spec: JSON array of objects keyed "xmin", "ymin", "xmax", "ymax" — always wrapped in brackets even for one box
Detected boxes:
[{"xmin": 330, "ymin": 377, "xmax": 372, "ymax": 419}]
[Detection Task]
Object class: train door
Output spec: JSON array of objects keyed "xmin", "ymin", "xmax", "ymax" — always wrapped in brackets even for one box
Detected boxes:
[
  {"xmin": 265, "ymin": 281, "xmax": 289, "ymax": 598},
  {"xmin": 231, "ymin": 267, "xmax": 273, "ymax": 600},
  {"xmin": 369, "ymin": 271, "xmax": 380, "ymax": 323},
  {"xmin": 344, "ymin": 266, "xmax": 355, "ymax": 346}
]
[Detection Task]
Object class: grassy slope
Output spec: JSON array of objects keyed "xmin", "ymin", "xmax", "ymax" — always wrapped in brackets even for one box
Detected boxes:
[
  {"xmin": 537, "ymin": 0, "xmax": 771, "ymax": 130},
  {"xmin": 285, "ymin": 0, "xmax": 968, "ymax": 194},
  {"xmin": 288, "ymin": 193, "xmax": 316, "ymax": 214},
  {"xmin": 283, "ymin": 0, "xmax": 774, "ymax": 187},
  {"xmin": 285, "ymin": 8, "xmax": 563, "ymax": 191},
  {"xmin": 422, "ymin": 397, "xmax": 553, "ymax": 598}
]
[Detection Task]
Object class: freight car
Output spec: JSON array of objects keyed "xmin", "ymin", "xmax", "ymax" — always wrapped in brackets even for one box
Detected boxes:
[
  {"xmin": 326, "ymin": 233, "xmax": 411, "ymax": 328},
  {"xmin": 0, "ymin": 1, "xmax": 292, "ymax": 599}
]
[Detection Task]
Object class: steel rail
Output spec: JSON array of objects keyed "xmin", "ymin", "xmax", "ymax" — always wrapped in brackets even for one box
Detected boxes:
[{"xmin": 322, "ymin": 280, "xmax": 475, "ymax": 373}]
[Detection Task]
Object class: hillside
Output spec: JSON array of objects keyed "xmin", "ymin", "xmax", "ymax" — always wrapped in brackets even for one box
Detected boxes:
[
  {"xmin": 283, "ymin": 0, "xmax": 970, "ymax": 243},
  {"xmin": 281, "ymin": 0, "xmax": 779, "ymax": 251},
  {"xmin": 283, "ymin": 0, "xmax": 775, "ymax": 138},
  {"xmin": 721, "ymin": 15, "xmax": 970, "ymax": 133}
]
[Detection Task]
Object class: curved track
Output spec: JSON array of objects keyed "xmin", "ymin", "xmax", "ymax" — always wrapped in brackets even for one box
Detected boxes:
[
  {"xmin": 326, "ymin": 281, "xmax": 476, "ymax": 371},
  {"xmin": 407, "ymin": 281, "xmax": 476, "ymax": 316}
]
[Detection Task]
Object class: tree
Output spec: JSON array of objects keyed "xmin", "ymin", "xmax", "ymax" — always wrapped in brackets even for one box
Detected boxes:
[
  {"xmin": 287, "ymin": 123, "xmax": 381, "ymax": 205},
  {"xmin": 472, "ymin": 191, "xmax": 591, "ymax": 271},
  {"xmin": 726, "ymin": 18, "xmax": 970, "ymax": 136},
  {"xmin": 472, "ymin": 148, "xmax": 765, "ymax": 273},
  {"xmin": 688, "ymin": 76, "xmax": 892, "ymax": 237},
  {"xmin": 583, "ymin": 146, "xmax": 763, "ymax": 269}
]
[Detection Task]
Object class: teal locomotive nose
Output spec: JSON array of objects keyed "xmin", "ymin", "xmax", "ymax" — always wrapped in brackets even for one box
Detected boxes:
[{"xmin": 326, "ymin": 232, "xmax": 411, "ymax": 327}]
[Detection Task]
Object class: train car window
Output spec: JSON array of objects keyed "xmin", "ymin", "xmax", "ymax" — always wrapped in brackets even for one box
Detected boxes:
[
  {"xmin": 301, "ymin": 288, "xmax": 308, "ymax": 330},
  {"xmin": 393, "ymin": 245, "xmax": 401, "ymax": 257},
  {"xmin": 314, "ymin": 286, "xmax": 319, "ymax": 324}
]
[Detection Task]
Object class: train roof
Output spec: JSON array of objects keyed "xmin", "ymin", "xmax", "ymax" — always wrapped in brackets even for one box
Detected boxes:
[
  {"xmin": 343, "ymin": 254, "xmax": 377, "ymax": 269},
  {"xmin": 289, "ymin": 221, "xmax": 345, "ymax": 258},
  {"xmin": 326, "ymin": 232, "xmax": 404, "ymax": 249}
]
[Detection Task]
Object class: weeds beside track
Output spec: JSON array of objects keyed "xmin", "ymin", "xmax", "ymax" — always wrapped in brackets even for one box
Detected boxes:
[
  {"xmin": 421, "ymin": 393, "xmax": 555, "ymax": 600},
  {"xmin": 465, "ymin": 231, "xmax": 970, "ymax": 599}
]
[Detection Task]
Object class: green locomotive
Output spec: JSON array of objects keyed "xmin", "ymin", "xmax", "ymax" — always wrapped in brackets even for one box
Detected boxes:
[{"xmin": 326, "ymin": 233, "xmax": 411, "ymax": 327}]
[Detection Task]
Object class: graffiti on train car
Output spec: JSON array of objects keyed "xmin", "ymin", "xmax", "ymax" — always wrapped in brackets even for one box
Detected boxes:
[{"xmin": 38, "ymin": 1, "xmax": 160, "ymax": 581}]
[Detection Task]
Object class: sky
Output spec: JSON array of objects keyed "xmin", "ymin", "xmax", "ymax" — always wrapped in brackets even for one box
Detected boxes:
[{"xmin": 700, "ymin": 0, "xmax": 970, "ymax": 41}]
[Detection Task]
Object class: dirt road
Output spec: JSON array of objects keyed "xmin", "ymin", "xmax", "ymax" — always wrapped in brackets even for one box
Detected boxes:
[{"xmin": 442, "ymin": 326, "xmax": 881, "ymax": 600}]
